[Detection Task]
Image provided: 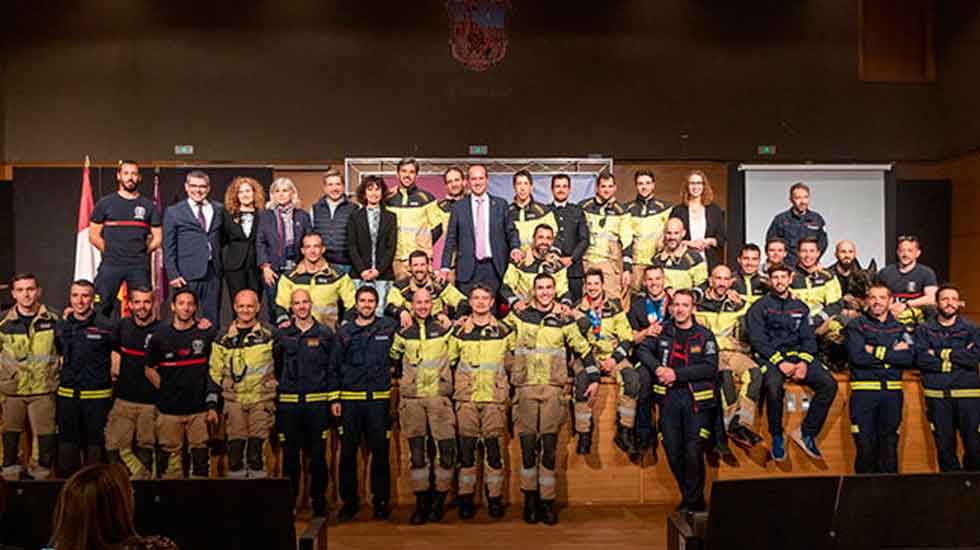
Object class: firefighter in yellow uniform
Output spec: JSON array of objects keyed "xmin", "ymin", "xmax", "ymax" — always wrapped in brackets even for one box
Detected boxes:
[
  {"xmin": 696, "ymin": 265, "xmax": 765, "ymax": 450},
  {"xmin": 791, "ymin": 238, "xmax": 843, "ymax": 328},
  {"xmin": 580, "ymin": 172, "xmax": 633, "ymax": 299},
  {"xmin": 209, "ymin": 290, "xmax": 277, "ymax": 478},
  {"xmin": 0, "ymin": 274, "xmax": 59, "ymax": 480},
  {"xmin": 389, "ymin": 287, "xmax": 457, "ymax": 525},
  {"xmin": 501, "ymin": 224, "xmax": 571, "ymax": 308},
  {"xmin": 385, "ymin": 250, "xmax": 468, "ymax": 328},
  {"xmin": 626, "ymin": 170, "xmax": 673, "ymax": 292},
  {"xmin": 274, "ymin": 233, "xmax": 356, "ymax": 330},
  {"xmin": 386, "ymin": 158, "xmax": 442, "ymax": 280},
  {"xmin": 652, "ymin": 218, "xmax": 709, "ymax": 293},
  {"xmin": 508, "ymin": 170, "xmax": 558, "ymax": 251},
  {"xmin": 507, "ymin": 272, "xmax": 598, "ymax": 525},
  {"xmin": 732, "ymin": 243, "xmax": 767, "ymax": 307},
  {"xmin": 449, "ymin": 284, "xmax": 515, "ymax": 520},
  {"xmin": 575, "ymin": 269, "xmax": 640, "ymax": 455}
]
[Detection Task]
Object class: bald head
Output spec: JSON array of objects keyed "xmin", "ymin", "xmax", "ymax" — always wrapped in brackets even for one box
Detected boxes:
[
  {"xmin": 709, "ymin": 264, "xmax": 734, "ymax": 295},
  {"xmin": 664, "ymin": 217, "xmax": 686, "ymax": 251},
  {"xmin": 835, "ymin": 240, "xmax": 857, "ymax": 267},
  {"xmin": 233, "ymin": 289, "xmax": 260, "ymax": 324},
  {"xmin": 412, "ymin": 287, "xmax": 433, "ymax": 319},
  {"xmin": 290, "ymin": 288, "xmax": 313, "ymax": 321}
]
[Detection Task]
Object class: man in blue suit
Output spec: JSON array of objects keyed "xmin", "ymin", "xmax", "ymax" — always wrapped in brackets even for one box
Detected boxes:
[
  {"xmin": 439, "ymin": 164, "xmax": 521, "ymax": 297},
  {"xmin": 163, "ymin": 170, "xmax": 223, "ymax": 325}
]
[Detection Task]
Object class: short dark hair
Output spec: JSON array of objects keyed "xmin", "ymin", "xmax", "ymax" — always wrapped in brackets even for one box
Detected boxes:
[
  {"xmin": 936, "ymin": 284, "xmax": 961, "ymax": 301},
  {"xmin": 356, "ymin": 175, "xmax": 386, "ymax": 206},
  {"xmin": 170, "ymin": 288, "xmax": 198, "ymax": 305},
  {"xmin": 766, "ymin": 263, "xmax": 793, "ymax": 277},
  {"xmin": 597, "ymin": 171, "xmax": 615, "ymax": 185},
  {"xmin": 185, "ymin": 170, "xmax": 209, "ymax": 185},
  {"xmin": 533, "ymin": 272, "xmax": 555, "ymax": 286},
  {"xmin": 118, "ymin": 160, "xmax": 139, "ymax": 171},
  {"xmin": 468, "ymin": 163, "xmax": 488, "ymax": 177},
  {"xmin": 533, "ymin": 224, "xmax": 554, "ymax": 237},
  {"xmin": 634, "ymin": 169, "xmax": 655, "ymax": 183},
  {"xmin": 11, "ymin": 273, "xmax": 38, "ymax": 285},
  {"xmin": 355, "ymin": 285, "xmax": 379, "ymax": 302},
  {"xmin": 739, "ymin": 243, "xmax": 761, "ymax": 256},
  {"xmin": 443, "ymin": 166, "xmax": 464, "ymax": 181},
  {"xmin": 322, "ymin": 168, "xmax": 343, "ymax": 181},
  {"xmin": 128, "ymin": 286, "xmax": 154, "ymax": 298},
  {"xmin": 789, "ymin": 182, "xmax": 810, "ymax": 196},
  {"xmin": 396, "ymin": 158, "xmax": 419, "ymax": 172},
  {"xmin": 585, "ymin": 267, "xmax": 605, "ymax": 283},
  {"xmin": 513, "ymin": 169, "xmax": 533, "ymax": 187},
  {"xmin": 798, "ymin": 237, "xmax": 820, "ymax": 250},
  {"xmin": 70, "ymin": 279, "xmax": 95, "ymax": 290},
  {"xmin": 551, "ymin": 173, "xmax": 571, "ymax": 187},
  {"xmin": 673, "ymin": 288, "xmax": 697, "ymax": 303},
  {"xmin": 302, "ymin": 233, "xmax": 323, "ymax": 246},
  {"xmin": 644, "ymin": 265, "xmax": 665, "ymax": 277},
  {"xmin": 408, "ymin": 250, "xmax": 430, "ymax": 264},
  {"xmin": 765, "ymin": 238, "xmax": 787, "ymax": 250},
  {"xmin": 469, "ymin": 283, "xmax": 494, "ymax": 297},
  {"xmin": 867, "ymin": 283, "xmax": 891, "ymax": 296}
]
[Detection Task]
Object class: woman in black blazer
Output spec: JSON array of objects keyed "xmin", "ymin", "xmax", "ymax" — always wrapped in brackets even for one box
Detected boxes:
[
  {"xmin": 220, "ymin": 176, "xmax": 265, "ymax": 303},
  {"xmin": 670, "ymin": 170, "xmax": 726, "ymax": 269},
  {"xmin": 347, "ymin": 175, "xmax": 397, "ymax": 313}
]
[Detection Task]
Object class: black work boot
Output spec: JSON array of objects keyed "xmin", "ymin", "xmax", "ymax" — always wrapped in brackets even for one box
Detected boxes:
[
  {"xmin": 613, "ymin": 425, "xmax": 637, "ymax": 455},
  {"xmin": 337, "ymin": 501, "xmax": 359, "ymax": 522},
  {"xmin": 539, "ymin": 498, "xmax": 559, "ymax": 525},
  {"xmin": 458, "ymin": 494, "xmax": 476, "ymax": 520},
  {"xmin": 576, "ymin": 431, "xmax": 592, "ymax": 455},
  {"xmin": 409, "ymin": 492, "xmax": 429, "ymax": 525},
  {"xmin": 522, "ymin": 490, "xmax": 540, "ymax": 524},
  {"xmin": 428, "ymin": 491, "xmax": 447, "ymax": 522},
  {"xmin": 487, "ymin": 496, "xmax": 505, "ymax": 519}
]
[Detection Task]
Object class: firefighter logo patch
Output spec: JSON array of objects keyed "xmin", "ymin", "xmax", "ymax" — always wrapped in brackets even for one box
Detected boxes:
[
  {"xmin": 705, "ymin": 340, "xmax": 717, "ymax": 355},
  {"xmin": 191, "ymin": 339, "xmax": 205, "ymax": 355},
  {"xmin": 133, "ymin": 206, "xmax": 146, "ymax": 220},
  {"xmin": 144, "ymin": 334, "xmax": 153, "ymax": 349}
]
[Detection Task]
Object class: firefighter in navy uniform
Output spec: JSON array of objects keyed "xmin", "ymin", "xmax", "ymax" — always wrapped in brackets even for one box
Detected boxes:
[
  {"xmin": 746, "ymin": 264, "xmax": 838, "ymax": 462},
  {"xmin": 843, "ymin": 284, "xmax": 915, "ymax": 473},
  {"xmin": 54, "ymin": 280, "xmax": 117, "ymax": 477},
  {"xmin": 389, "ymin": 287, "xmax": 457, "ymax": 525},
  {"xmin": 105, "ymin": 287, "xmax": 160, "ymax": 479},
  {"xmin": 0, "ymin": 274, "xmax": 60, "ymax": 480},
  {"xmin": 636, "ymin": 289, "xmax": 717, "ymax": 513},
  {"xmin": 548, "ymin": 173, "xmax": 590, "ymax": 303},
  {"xmin": 329, "ymin": 286, "xmax": 398, "ymax": 522},
  {"xmin": 914, "ymin": 285, "xmax": 980, "ymax": 471},
  {"xmin": 145, "ymin": 289, "xmax": 220, "ymax": 479},
  {"xmin": 879, "ymin": 236, "xmax": 939, "ymax": 327},
  {"xmin": 764, "ymin": 182, "xmax": 828, "ymax": 267},
  {"xmin": 274, "ymin": 288, "xmax": 335, "ymax": 517},
  {"xmin": 209, "ymin": 290, "xmax": 277, "ymax": 479}
]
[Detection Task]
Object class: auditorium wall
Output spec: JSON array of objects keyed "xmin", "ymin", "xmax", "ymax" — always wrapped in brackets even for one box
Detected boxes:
[{"xmin": 3, "ymin": 1, "xmax": 977, "ymax": 163}]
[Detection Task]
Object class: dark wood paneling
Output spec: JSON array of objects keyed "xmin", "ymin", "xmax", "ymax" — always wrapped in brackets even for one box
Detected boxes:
[{"xmin": 860, "ymin": 0, "xmax": 935, "ymax": 82}]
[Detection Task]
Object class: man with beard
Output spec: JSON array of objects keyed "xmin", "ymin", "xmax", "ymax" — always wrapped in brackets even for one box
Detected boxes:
[
  {"xmin": 387, "ymin": 250, "xmax": 467, "ymax": 329},
  {"xmin": 146, "ymin": 289, "xmax": 220, "ymax": 479},
  {"xmin": 501, "ymin": 224, "xmax": 571, "ymax": 310},
  {"xmin": 790, "ymin": 238, "xmax": 844, "ymax": 327},
  {"xmin": 829, "ymin": 240, "xmax": 862, "ymax": 294},
  {"xmin": 548, "ymin": 173, "xmax": 590, "ymax": 303},
  {"xmin": 625, "ymin": 170, "xmax": 672, "ymax": 293},
  {"xmin": 731, "ymin": 243, "xmax": 767, "ymax": 306},
  {"xmin": 506, "ymin": 273, "xmax": 597, "ymax": 525},
  {"xmin": 106, "ymin": 287, "xmax": 161, "ymax": 478},
  {"xmin": 636, "ymin": 289, "xmax": 717, "ymax": 514},
  {"xmin": 389, "ymin": 288, "xmax": 456, "ymax": 525},
  {"xmin": 54, "ymin": 280, "xmax": 116, "ymax": 476},
  {"xmin": 746, "ymin": 264, "xmax": 838, "ymax": 462},
  {"xmin": 844, "ymin": 284, "xmax": 914, "ymax": 473},
  {"xmin": 575, "ymin": 269, "xmax": 639, "ymax": 456},
  {"xmin": 651, "ymin": 218, "xmax": 708, "ymax": 294},
  {"xmin": 697, "ymin": 265, "xmax": 764, "ymax": 450},
  {"xmin": 507, "ymin": 169, "xmax": 558, "ymax": 250},
  {"xmin": 765, "ymin": 182, "xmax": 828, "ymax": 267},
  {"xmin": 580, "ymin": 172, "xmax": 633, "ymax": 299},
  {"xmin": 90, "ymin": 161, "xmax": 162, "ymax": 317},
  {"xmin": 386, "ymin": 158, "xmax": 442, "ymax": 281},
  {"xmin": 915, "ymin": 285, "xmax": 980, "ymax": 471},
  {"xmin": 879, "ymin": 236, "xmax": 938, "ymax": 327}
]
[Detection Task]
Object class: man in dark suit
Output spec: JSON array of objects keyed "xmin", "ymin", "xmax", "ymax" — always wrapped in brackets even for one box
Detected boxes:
[
  {"xmin": 439, "ymin": 164, "xmax": 521, "ymax": 297},
  {"xmin": 163, "ymin": 170, "xmax": 223, "ymax": 325},
  {"xmin": 548, "ymin": 173, "xmax": 589, "ymax": 302}
]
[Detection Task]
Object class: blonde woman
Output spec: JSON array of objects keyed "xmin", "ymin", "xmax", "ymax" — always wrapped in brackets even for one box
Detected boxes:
[
  {"xmin": 221, "ymin": 176, "xmax": 266, "ymax": 303},
  {"xmin": 256, "ymin": 177, "xmax": 311, "ymax": 320}
]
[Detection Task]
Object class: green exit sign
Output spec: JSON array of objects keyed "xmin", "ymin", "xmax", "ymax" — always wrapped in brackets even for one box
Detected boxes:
[
  {"xmin": 757, "ymin": 145, "xmax": 777, "ymax": 156},
  {"xmin": 174, "ymin": 144, "xmax": 195, "ymax": 155},
  {"xmin": 469, "ymin": 144, "xmax": 489, "ymax": 156}
]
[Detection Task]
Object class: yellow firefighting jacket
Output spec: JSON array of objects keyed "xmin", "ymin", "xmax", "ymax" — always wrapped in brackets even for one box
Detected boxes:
[
  {"xmin": 626, "ymin": 195, "xmax": 673, "ymax": 265},
  {"xmin": 790, "ymin": 265, "xmax": 843, "ymax": 324},
  {"xmin": 732, "ymin": 270, "xmax": 767, "ymax": 307},
  {"xmin": 696, "ymin": 292, "xmax": 750, "ymax": 353},
  {"xmin": 449, "ymin": 316, "xmax": 515, "ymax": 403},
  {"xmin": 209, "ymin": 323, "xmax": 277, "ymax": 405},
  {"xmin": 390, "ymin": 315, "xmax": 453, "ymax": 399},
  {"xmin": 500, "ymin": 251, "xmax": 571, "ymax": 306},
  {"xmin": 575, "ymin": 296, "xmax": 634, "ymax": 362},
  {"xmin": 274, "ymin": 262, "xmax": 357, "ymax": 329},
  {"xmin": 506, "ymin": 305, "xmax": 598, "ymax": 388},
  {"xmin": 0, "ymin": 305, "xmax": 60, "ymax": 396},
  {"xmin": 580, "ymin": 197, "xmax": 634, "ymax": 267},
  {"xmin": 508, "ymin": 200, "xmax": 559, "ymax": 250},
  {"xmin": 651, "ymin": 247, "xmax": 709, "ymax": 291},
  {"xmin": 386, "ymin": 184, "xmax": 441, "ymax": 262},
  {"xmin": 384, "ymin": 276, "xmax": 468, "ymax": 319}
]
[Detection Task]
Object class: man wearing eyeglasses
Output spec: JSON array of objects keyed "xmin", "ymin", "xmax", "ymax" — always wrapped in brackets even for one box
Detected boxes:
[{"xmin": 877, "ymin": 236, "xmax": 938, "ymax": 326}]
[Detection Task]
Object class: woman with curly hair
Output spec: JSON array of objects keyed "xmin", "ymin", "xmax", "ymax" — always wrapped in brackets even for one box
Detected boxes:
[{"xmin": 221, "ymin": 176, "xmax": 266, "ymax": 304}]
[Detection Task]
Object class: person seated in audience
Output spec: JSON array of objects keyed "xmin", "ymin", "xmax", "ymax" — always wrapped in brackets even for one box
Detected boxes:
[
  {"xmin": 48, "ymin": 464, "xmax": 179, "ymax": 550},
  {"xmin": 878, "ymin": 235, "xmax": 938, "ymax": 327}
]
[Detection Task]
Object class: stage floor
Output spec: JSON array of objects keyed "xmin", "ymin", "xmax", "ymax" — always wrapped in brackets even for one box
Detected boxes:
[{"xmin": 310, "ymin": 504, "xmax": 672, "ymax": 550}]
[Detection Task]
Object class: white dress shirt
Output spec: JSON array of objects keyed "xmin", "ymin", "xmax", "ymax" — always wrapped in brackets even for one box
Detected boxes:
[{"xmin": 187, "ymin": 198, "xmax": 214, "ymax": 230}]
